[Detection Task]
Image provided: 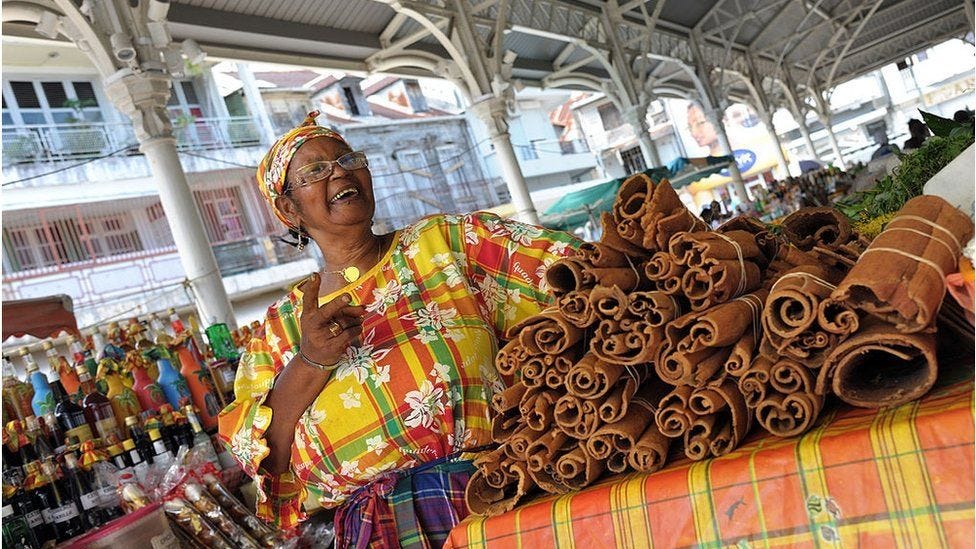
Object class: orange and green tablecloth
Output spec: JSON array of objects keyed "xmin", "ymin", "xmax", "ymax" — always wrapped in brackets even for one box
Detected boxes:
[{"xmin": 446, "ymin": 372, "xmax": 975, "ymax": 548}]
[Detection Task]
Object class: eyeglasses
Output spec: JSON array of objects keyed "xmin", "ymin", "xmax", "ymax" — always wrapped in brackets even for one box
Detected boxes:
[{"xmin": 289, "ymin": 151, "xmax": 369, "ymax": 191}]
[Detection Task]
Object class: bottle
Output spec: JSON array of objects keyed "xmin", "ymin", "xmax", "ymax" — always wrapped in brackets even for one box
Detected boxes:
[
  {"xmin": 87, "ymin": 450, "xmax": 124, "ymax": 522},
  {"xmin": 3, "ymin": 427, "xmax": 25, "ymax": 486},
  {"xmin": 21, "ymin": 417, "xmax": 48, "ymax": 462},
  {"xmin": 21, "ymin": 461, "xmax": 55, "ymax": 546},
  {"xmin": 75, "ymin": 365, "xmax": 121, "ymax": 444},
  {"xmin": 168, "ymin": 308, "xmax": 186, "ymax": 335},
  {"xmin": 97, "ymin": 359, "xmax": 142, "ymax": 430},
  {"xmin": 205, "ymin": 323, "xmax": 239, "ymax": 361},
  {"xmin": 4, "ymin": 480, "xmax": 45, "ymax": 548},
  {"xmin": 172, "ymin": 339, "xmax": 221, "ymax": 429},
  {"xmin": 120, "ymin": 439, "xmax": 141, "ymax": 473},
  {"xmin": 158, "ymin": 405, "xmax": 181, "ymax": 454},
  {"xmin": 174, "ymin": 409, "xmax": 195, "ymax": 449},
  {"xmin": 41, "ymin": 459, "xmax": 84, "ymax": 542},
  {"xmin": 125, "ymin": 417, "xmax": 154, "ymax": 465},
  {"xmin": 128, "ymin": 320, "xmax": 159, "ymax": 380},
  {"xmin": 128, "ymin": 354, "xmax": 167, "ymax": 413},
  {"xmin": 184, "ymin": 405, "xmax": 220, "ymax": 469},
  {"xmin": 40, "ymin": 413, "xmax": 64, "ymax": 455},
  {"xmin": 148, "ymin": 428, "xmax": 173, "ymax": 470},
  {"xmin": 43, "ymin": 341, "xmax": 81, "ymax": 404},
  {"xmin": 62, "ymin": 452, "xmax": 106, "ymax": 529},
  {"xmin": 147, "ymin": 347, "xmax": 191, "ymax": 410},
  {"xmin": 2, "ymin": 356, "xmax": 34, "ymax": 422},
  {"xmin": 2, "ymin": 501, "xmax": 40, "ymax": 549},
  {"xmin": 49, "ymin": 366, "xmax": 93, "ymax": 445},
  {"xmin": 21, "ymin": 350, "xmax": 54, "ymax": 418}
]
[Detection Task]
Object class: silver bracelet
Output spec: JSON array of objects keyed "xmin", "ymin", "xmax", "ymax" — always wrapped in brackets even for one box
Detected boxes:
[{"xmin": 299, "ymin": 349, "xmax": 339, "ymax": 371}]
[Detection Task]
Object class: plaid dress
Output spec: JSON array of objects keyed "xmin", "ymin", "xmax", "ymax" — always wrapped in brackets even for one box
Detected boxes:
[{"xmin": 218, "ymin": 212, "xmax": 580, "ymax": 546}]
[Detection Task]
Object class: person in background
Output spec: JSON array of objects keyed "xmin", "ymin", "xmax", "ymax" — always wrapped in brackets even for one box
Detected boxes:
[
  {"xmin": 218, "ymin": 112, "xmax": 581, "ymax": 547},
  {"xmin": 902, "ymin": 119, "xmax": 930, "ymax": 150},
  {"xmin": 953, "ymin": 109, "xmax": 974, "ymax": 125}
]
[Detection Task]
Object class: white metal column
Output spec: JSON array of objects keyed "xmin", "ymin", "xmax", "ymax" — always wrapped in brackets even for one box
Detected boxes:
[
  {"xmin": 236, "ymin": 62, "xmax": 278, "ymax": 145},
  {"xmin": 623, "ymin": 105, "xmax": 662, "ymax": 168}
]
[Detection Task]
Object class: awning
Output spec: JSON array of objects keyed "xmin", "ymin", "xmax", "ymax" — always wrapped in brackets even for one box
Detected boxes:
[
  {"xmin": 543, "ymin": 178, "xmax": 621, "ymax": 230},
  {"xmin": 2, "ymin": 295, "xmax": 80, "ymax": 342}
]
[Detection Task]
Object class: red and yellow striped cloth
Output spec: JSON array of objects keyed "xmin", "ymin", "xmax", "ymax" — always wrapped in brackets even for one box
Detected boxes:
[{"xmin": 447, "ymin": 375, "xmax": 975, "ymax": 547}]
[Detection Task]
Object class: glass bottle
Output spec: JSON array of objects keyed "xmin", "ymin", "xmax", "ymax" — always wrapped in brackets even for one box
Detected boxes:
[
  {"xmin": 4, "ymin": 477, "xmax": 44, "ymax": 548},
  {"xmin": 120, "ymin": 439, "xmax": 141, "ymax": 476},
  {"xmin": 21, "ymin": 417, "xmax": 48, "ymax": 462},
  {"xmin": 62, "ymin": 452, "xmax": 106, "ymax": 529},
  {"xmin": 87, "ymin": 449, "xmax": 124, "ymax": 522},
  {"xmin": 98, "ymin": 360, "xmax": 141, "ymax": 436},
  {"xmin": 168, "ymin": 308, "xmax": 186, "ymax": 335},
  {"xmin": 43, "ymin": 340, "xmax": 81, "ymax": 404},
  {"xmin": 2, "ymin": 356, "xmax": 33, "ymax": 422},
  {"xmin": 1, "ymin": 501, "xmax": 40, "ymax": 549},
  {"xmin": 49, "ymin": 366, "xmax": 92, "ymax": 445},
  {"xmin": 148, "ymin": 428, "xmax": 173, "ymax": 470},
  {"xmin": 125, "ymin": 416, "xmax": 154, "ymax": 466},
  {"xmin": 184, "ymin": 405, "xmax": 220, "ymax": 469},
  {"xmin": 128, "ymin": 354, "xmax": 167, "ymax": 413},
  {"xmin": 173, "ymin": 338, "xmax": 221, "ymax": 429},
  {"xmin": 21, "ymin": 461, "xmax": 55, "ymax": 546},
  {"xmin": 21, "ymin": 350, "xmax": 53, "ymax": 418},
  {"xmin": 158, "ymin": 405, "xmax": 181, "ymax": 454},
  {"xmin": 40, "ymin": 459, "xmax": 84, "ymax": 542},
  {"xmin": 147, "ymin": 348, "xmax": 191, "ymax": 410},
  {"xmin": 128, "ymin": 320, "xmax": 159, "ymax": 380},
  {"xmin": 40, "ymin": 413, "xmax": 64, "ymax": 455},
  {"xmin": 75, "ymin": 365, "xmax": 120, "ymax": 444}
]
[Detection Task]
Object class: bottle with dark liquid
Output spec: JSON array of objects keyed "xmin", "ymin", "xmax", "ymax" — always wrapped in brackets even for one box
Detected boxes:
[
  {"xmin": 62, "ymin": 452, "xmax": 107, "ymax": 529},
  {"xmin": 1, "ymin": 500, "xmax": 40, "ymax": 549},
  {"xmin": 48, "ymin": 367, "xmax": 92, "ymax": 445},
  {"xmin": 40, "ymin": 459, "xmax": 84, "ymax": 542},
  {"xmin": 125, "ymin": 416, "xmax": 154, "ymax": 465},
  {"xmin": 40, "ymin": 413, "xmax": 64, "ymax": 455},
  {"xmin": 20, "ymin": 461, "xmax": 55, "ymax": 546},
  {"xmin": 75, "ymin": 365, "xmax": 120, "ymax": 444}
]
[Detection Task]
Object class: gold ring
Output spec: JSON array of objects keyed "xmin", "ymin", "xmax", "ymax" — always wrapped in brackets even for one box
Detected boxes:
[{"xmin": 327, "ymin": 320, "xmax": 343, "ymax": 337}]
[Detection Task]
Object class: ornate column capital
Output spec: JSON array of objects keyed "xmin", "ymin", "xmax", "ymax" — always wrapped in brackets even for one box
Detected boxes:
[{"xmin": 102, "ymin": 70, "xmax": 174, "ymax": 142}]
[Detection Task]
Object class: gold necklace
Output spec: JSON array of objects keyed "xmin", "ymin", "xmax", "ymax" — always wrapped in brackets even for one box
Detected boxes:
[{"xmin": 324, "ymin": 237, "xmax": 385, "ymax": 283}]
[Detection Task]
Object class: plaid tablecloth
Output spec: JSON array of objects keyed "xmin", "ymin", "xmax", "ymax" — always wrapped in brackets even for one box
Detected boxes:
[{"xmin": 447, "ymin": 374, "xmax": 974, "ymax": 548}]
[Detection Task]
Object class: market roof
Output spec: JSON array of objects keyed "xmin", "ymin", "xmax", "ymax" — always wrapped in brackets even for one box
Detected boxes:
[
  {"xmin": 2, "ymin": 1, "xmax": 966, "ymax": 111},
  {"xmin": 162, "ymin": 1, "xmax": 968, "ymax": 105}
]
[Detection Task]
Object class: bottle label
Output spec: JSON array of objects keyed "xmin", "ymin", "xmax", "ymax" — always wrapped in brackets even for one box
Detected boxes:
[
  {"xmin": 130, "ymin": 450, "xmax": 142, "ymax": 464},
  {"xmin": 51, "ymin": 503, "xmax": 79, "ymax": 523},
  {"xmin": 25, "ymin": 509, "xmax": 43, "ymax": 528},
  {"xmin": 219, "ymin": 368, "xmax": 236, "ymax": 385},
  {"xmin": 93, "ymin": 417, "xmax": 118, "ymax": 441},
  {"xmin": 80, "ymin": 491, "xmax": 100, "ymax": 510},
  {"xmin": 41, "ymin": 509, "xmax": 53, "ymax": 524},
  {"xmin": 65, "ymin": 423, "xmax": 94, "ymax": 443},
  {"xmin": 97, "ymin": 486, "xmax": 117, "ymax": 506}
]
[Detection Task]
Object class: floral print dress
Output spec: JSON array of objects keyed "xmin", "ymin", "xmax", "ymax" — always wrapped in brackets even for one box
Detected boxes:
[{"xmin": 218, "ymin": 212, "xmax": 580, "ymax": 534}]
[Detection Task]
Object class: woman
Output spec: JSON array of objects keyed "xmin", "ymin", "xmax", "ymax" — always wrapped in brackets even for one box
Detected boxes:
[{"xmin": 217, "ymin": 112, "xmax": 579, "ymax": 547}]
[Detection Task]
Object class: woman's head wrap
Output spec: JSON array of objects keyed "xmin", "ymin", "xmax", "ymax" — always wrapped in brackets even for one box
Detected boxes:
[{"xmin": 256, "ymin": 111, "xmax": 347, "ymax": 228}]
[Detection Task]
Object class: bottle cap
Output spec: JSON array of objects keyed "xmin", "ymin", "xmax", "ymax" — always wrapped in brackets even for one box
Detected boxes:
[
  {"xmin": 124, "ymin": 416, "xmax": 139, "ymax": 427},
  {"xmin": 148, "ymin": 429, "xmax": 162, "ymax": 441},
  {"xmin": 108, "ymin": 444, "xmax": 123, "ymax": 456},
  {"xmin": 122, "ymin": 439, "xmax": 136, "ymax": 451},
  {"xmin": 167, "ymin": 308, "xmax": 176, "ymax": 315},
  {"xmin": 75, "ymin": 364, "xmax": 90, "ymax": 378},
  {"xmin": 41, "ymin": 341, "xmax": 54, "ymax": 351}
]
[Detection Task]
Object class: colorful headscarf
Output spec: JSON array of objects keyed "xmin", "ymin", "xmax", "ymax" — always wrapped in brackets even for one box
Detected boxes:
[{"xmin": 255, "ymin": 111, "xmax": 348, "ymax": 228}]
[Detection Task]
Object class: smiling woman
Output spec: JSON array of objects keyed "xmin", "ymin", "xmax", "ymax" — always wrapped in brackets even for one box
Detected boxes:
[{"xmin": 217, "ymin": 111, "xmax": 582, "ymax": 547}]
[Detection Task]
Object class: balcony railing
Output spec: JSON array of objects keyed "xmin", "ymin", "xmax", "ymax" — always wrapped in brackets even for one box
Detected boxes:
[
  {"xmin": 514, "ymin": 139, "xmax": 591, "ymax": 161},
  {"xmin": 2, "ymin": 116, "xmax": 262, "ymax": 165}
]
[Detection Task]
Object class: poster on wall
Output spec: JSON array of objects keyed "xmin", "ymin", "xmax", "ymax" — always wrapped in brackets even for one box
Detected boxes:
[{"xmin": 668, "ymin": 99, "xmax": 781, "ymax": 183}]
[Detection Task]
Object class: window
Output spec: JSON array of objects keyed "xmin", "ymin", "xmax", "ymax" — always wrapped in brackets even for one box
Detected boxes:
[
  {"xmin": 3, "ymin": 227, "xmax": 37, "ymax": 271},
  {"xmin": 4, "ymin": 80, "xmax": 105, "ymax": 125},
  {"xmin": 10, "ymin": 81, "xmax": 39, "ymax": 108},
  {"xmin": 193, "ymin": 188, "xmax": 248, "ymax": 243},
  {"xmin": 620, "ymin": 146, "xmax": 646, "ymax": 175},
  {"xmin": 73, "ymin": 82, "xmax": 98, "ymax": 104},
  {"xmin": 342, "ymin": 87, "xmax": 360, "ymax": 116},
  {"xmin": 598, "ymin": 103, "xmax": 623, "ymax": 130},
  {"xmin": 42, "ymin": 82, "xmax": 68, "ymax": 110}
]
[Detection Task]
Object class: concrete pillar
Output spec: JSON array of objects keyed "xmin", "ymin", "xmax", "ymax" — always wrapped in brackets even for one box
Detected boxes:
[
  {"xmin": 104, "ymin": 70, "xmax": 236, "ymax": 327},
  {"xmin": 705, "ymin": 108, "xmax": 750, "ymax": 206},
  {"xmin": 819, "ymin": 114, "xmax": 847, "ymax": 169},
  {"xmin": 758, "ymin": 109, "xmax": 791, "ymax": 177},
  {"xmin": 623, "ymin": 106, "xmax": 661, "ymax": 168},
  {"xmin": 795, "ymin": 112, "xmax": 821, "ymax": 161},
  {"xmin": 236, "ymin": 62, "xmax": 277, "ymax": 145},
  {"xmin": 470, "ymin": 96, "xmax": 540, "ymax": 224}
]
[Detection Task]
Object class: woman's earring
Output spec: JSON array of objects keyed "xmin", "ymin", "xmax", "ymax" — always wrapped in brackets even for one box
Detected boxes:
[{"xmin": 297, "ymin": 226, "xmax": 307, "ymax": 251}]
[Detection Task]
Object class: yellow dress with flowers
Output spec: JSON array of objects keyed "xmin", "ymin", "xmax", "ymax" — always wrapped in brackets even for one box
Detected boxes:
[{"xmin": 217, "ymin": 212, "xmax": 580, "ymax": 530}]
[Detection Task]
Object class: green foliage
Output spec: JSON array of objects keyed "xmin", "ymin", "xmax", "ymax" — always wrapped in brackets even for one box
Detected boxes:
[{"xmin": 838, "ymin": 110, "xmax": 974, "ymax": 222}]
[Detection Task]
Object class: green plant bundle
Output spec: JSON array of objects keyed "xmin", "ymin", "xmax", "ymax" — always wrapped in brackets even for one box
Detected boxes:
[{"xmin": 838, "ymin": 111, "xmax": 974, "ymax": 222}]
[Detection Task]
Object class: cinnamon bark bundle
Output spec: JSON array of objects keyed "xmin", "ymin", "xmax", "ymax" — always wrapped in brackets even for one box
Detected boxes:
[
  {"xmin": 465, "ymin": 459, "xmax": 535, "ymax": 516},
  {"xmin": 761, "ymin": 265, "xmax": 853, "ymax": 367},
  {"xmin": 565, "ymin": 353, "xmax": 624, "ymax": 400},
  {"xmin": 640, "ymin": 179, "xmax": 708, "ymax": 252},
  {"xmin": 601, "ymin": 211, "xmax": 649, "ymax": 257},
  {"xmin": 780, "ymin": 207, "xmax": 852, "ymax": 251},
  {"xmin": 657, "ymin": 290, "xmax": 767, "ymax": 386},
  {"xmin": 644, "ymin": 251, "xmax": 687, "ymax": 295},
  {"xmin": 832, "ymin": 195, "xmax": 974, "ymax": 333},
  {"xmin": 669, "ymin": 230, "xmax": 764, "ymax": 310},
  {"xmin": 578, "ymin": 241, "xmax": 631, "ymax": 268},
  {"xmin": 744, "ymin": 357, "xmax": 825, "ymax": 437},
  {"xmin": 558, "ymin": 290, "xmax": 597, "ymax": 328},
  {"xmin": 818, "ymin": 319, "xmax": 939, "ymax": 408},
  {"xmin": 546, "ymin": 257, "xmax": 595, "ymax": 296},
  {"xmin": 613, "ymin": 173, "xmax": 655, "ymax": 247},
  {"xmin": 656, "ymin": 378, "xmax": 752, "ymax": 460},
  {"xmin": 518, "ymin": 308, "xmax": 584, "ymax": 355}
]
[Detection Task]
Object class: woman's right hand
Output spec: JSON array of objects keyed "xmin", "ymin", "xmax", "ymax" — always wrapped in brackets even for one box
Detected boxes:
[{"xmin": 298, "ymin": 272, "xmax": 366, "ymax": 368}]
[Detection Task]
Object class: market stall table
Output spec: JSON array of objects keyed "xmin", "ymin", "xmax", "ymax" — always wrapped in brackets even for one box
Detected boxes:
[{"xmin": 447, "ymin": 360, "xmax": 974, "ymax": 547}]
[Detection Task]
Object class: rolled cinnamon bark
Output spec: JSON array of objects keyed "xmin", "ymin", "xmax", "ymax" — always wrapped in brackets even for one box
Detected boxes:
[
  {"xmin": 566, "ymin": 353, "xmax": 624, "ymax": 400},
  {"xmin": 491, "ymin": 383, "xmax": 528, "ymax": 414},
  {"xmin": 717, "ymin": 215, "xmax": 767, "ymax": 235},
  {"xmin": 601, "ymin": 211, "xmax": 650, "ymax": 257},
  {"xmin": 670, "ymin": 230, "xmax": 762, "ymax": 268},
  {"xmin": 474, "ymin": 446, "xmax": 513, "ymax": 489},
  {"xmin": 614, "ymin": 172, "xmax": 654, "ymax": 222},
  {"xmin": 628, "ymin": 291, "xmax": 682, "ymax": 326},
  {"xmin": 687, "ymin": 378, "xmax": 752, "ymax": 458},
  {"xmin": 724, "ymin": 327, "xmax": 757, "ymax": 378},
  {"xmin": 590, "ymin": 285, "xmax": 631, "ymax": 321},
  {"xmin": 507, "ymin": 426, "xmax": 547, "ymax": 461},
  {"xmin": 491, "ymin": 410, "xmax": 521, "ymax": 443},
  {"xmin": 819, "ymin": 319, "xmax": 939, "ymax": 408},
  {"xmin": 754, "ymin": 358, "xmax": 824, "ymax": 437},
  {"xmin": 655, "ymin": 384, "xmax": 694, "ymax": 438},
  {"xmin": 558, "ymin": 290, "xmax": 598, "ymax": 328},
  {"xmin": 526, "ymin": 430, "xmax": 573, "ymax": 473},
  {"xmin": 738, "ymin": 355, "xmax": 774, "ymax": 408},
  {"xmin": 817, "ymin": 297, "xmax": 860, "ymax": 336},
  {"xmin": 496, "ymin": 338, "xmax": 531, "ymax": 377},
  {"xmin": 832, "ymin": 196, "xmax": 974, "ymax": 333},
  {"xmin": 644, "ymin": 251, "xmax": 687, "ymax": 295},
  {"xmin": 521, "ymin": 355, "xmax": 548, "ymax": 388},
  {"xmin": 641, "ymin": 180, "xmax": 708, "ymax": 251},
  {"xmin": 592, "ymin": 318, "xmax": 662, "ymax": 366},
  {"xmin": 780, "ymin": 207, "xmax": 852, "ymax": 251},
  {"xmin": 523, "ymin": 389, "xmax": 559, "ymax": 431},
  {"xmin": 762, "ymin": 266, "xmax": 843, "ymax": 367},
  {"xmin": 606, "ymin": 451, "xmax": 629, "ymax": 474},
  {"xmin": 555, "ymin": 443, "xmax": 606, "ymax": 489},
  {"xmin": 465, "ymin": 460, "xmax": 535, "ymax": 517},
  {"xmin": 554, "ymin": 394, "xmax": 601, "ymax": 439},
  {"xmin": 519, "ymin": 308, "xmax": 584, "ymax": 355},
  {"xmin": 586, "ymin": 266, "xmax": 643, "ymax": 292},
  {"xmin": 546, "ymin": 257, "xmax": 595, "ymax": 297},
  {"xmin": 627, "ymin": 422, "xmax": 671, "ymax": 473},
  {"xmin": 579, "ymin": 241, "xmax": 631, "ymax": 268}
]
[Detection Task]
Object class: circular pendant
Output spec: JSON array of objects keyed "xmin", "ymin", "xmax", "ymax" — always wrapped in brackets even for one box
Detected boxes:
[{"xmin": 341, "ymin": 266, "xmax": 360, "ymax": 283}]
